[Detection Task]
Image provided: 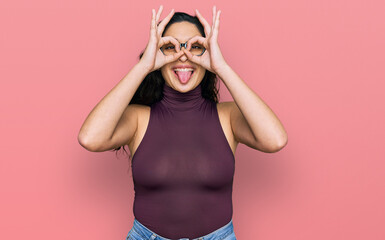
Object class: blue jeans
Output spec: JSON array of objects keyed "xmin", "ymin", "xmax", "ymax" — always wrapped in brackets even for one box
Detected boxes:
[{"xmin": 126, "ymin": 218, "xmax": 237, "ymax": 240}]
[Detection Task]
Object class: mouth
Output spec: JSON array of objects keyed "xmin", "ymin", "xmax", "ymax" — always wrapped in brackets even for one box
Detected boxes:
[
  {"xmin": 173, "ymin": 68, "xmax": 195, "ymax": 75},
  {"xmin": 172, "ymin": 67, "xmax": 195, "ymax": 84}
]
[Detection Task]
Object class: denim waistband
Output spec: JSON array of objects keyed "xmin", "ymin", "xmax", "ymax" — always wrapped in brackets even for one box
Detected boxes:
[{"xmin": 131, "ymin": 218, "xmax": 234, "ymax": 240}]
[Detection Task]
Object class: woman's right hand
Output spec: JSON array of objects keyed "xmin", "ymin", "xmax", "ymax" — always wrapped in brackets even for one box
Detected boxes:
[{"xmin": 138, "ymin": 6, "xmax": 184, "ymax": 73}]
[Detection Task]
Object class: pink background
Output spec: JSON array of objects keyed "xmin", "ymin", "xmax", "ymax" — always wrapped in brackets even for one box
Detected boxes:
[{"xmin": 1, "ymin": 0, "xmax": 384, "ymax": 239}]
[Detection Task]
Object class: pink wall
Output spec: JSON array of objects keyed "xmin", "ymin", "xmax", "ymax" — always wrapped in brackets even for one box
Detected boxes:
[{"xmin": 1, "ymin": 0, "xmax": 384, "ymax": 239}]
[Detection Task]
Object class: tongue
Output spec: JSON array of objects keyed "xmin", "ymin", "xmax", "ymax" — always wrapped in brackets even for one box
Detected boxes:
[{"xmin": 176, "ymin": 71, "xmax": 193, "ymax": 84}]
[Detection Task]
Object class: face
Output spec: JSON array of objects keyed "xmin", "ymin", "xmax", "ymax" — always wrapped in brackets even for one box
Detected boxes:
[{"xmin": 160, "ymin": 21, "xmax": 206, "ymax": 93}]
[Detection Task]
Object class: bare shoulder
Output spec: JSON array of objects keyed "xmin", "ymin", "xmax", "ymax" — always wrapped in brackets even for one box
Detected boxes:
[
  {"xmin": 127, "ymin": 103, "xmax": 150, "ymax": 135},
  {"xmin": 125, "ymin": 103, "xmax": 150, "ymax": 121},
  {"xmin": 216, "ymin": 101, "xmax": 235, "ymax": 114},
  {"xmin": 127, "ymin": 103, "xmax": 151, "ymax": 156},
  {"xmin": 216, "ymin": 101, "xmax": 238, "ymax": 156},
  {"xmin": 135, "ymin": 104, "xmax": 151, "ymax": 127},
  {"xmin": 126, "ymin": 103, "xmax": 148, "ymax": 112},
  {"xmin": 131, "ymin": 103, "xmax": 150, "ymax": 114}
]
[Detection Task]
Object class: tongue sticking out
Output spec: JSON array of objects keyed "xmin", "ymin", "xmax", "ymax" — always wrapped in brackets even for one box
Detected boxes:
[{"xmin": 175, "ymin": 71, "xmax": 193, "ymax": 84}]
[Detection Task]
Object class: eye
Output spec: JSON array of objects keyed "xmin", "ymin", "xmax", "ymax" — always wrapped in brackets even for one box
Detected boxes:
[
  {"xmin": 164, "ymin": 45, "xmax": 175, "ymax": 50},
  {"xmin": 192, "ymin": 44, "xmax": 203, "ymax": 49}
]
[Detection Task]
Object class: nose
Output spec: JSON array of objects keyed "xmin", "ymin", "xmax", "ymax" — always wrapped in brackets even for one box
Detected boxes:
[
  {"xmin": 180, "ymin": 42, "xmax": 188, "ymax": 50},
  {"xmin": 178, "ymin": 42, "xmax": 188, "ymax": 62}
]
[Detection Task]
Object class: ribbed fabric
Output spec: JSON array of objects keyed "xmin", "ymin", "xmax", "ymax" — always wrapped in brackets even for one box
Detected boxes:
[{"xmin": 131, "ymin": 81, "xmax": 235, "ymax": 239}]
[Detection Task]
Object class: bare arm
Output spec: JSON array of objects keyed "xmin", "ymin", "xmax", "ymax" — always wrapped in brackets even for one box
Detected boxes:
[
  {"xmin": 220, "ymin": 65, "xmax": 288, "ymax": 153},
  {"xmin": 77, "ymin": 63, "xmax": 149, "ymax": 152},
  {"xmin": 78, "ymin": 6, "xmax": 183, "ymax": 152},
  {"xmin": 185, "ymin": 7, "xmax": 288, "ymax": 153}
]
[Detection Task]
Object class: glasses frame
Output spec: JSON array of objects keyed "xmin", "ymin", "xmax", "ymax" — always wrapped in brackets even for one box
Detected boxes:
[{"xmin": 160, "ymin": 41, "xmax": 206, "ymax": 57}]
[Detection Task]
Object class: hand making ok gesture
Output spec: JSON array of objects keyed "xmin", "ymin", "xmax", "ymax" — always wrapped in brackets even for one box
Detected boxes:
[
  {"xmin": 183, "ymin": 6, "xmax": 228, "ymax": 74},
  {"xmin": 139, "ymin": 6, "xmax": 185, "ymax": 72}
]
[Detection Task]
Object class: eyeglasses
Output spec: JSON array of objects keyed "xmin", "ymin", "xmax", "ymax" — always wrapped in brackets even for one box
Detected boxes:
[{"xmin": 160, "ymin": 41, "xmax": 206, "ymax": 56}]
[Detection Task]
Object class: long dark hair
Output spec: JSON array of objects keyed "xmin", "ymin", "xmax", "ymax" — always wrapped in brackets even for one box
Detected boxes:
[{"xmin": 113, "ymin": 12, "xmax": 222, "ymax": 158}]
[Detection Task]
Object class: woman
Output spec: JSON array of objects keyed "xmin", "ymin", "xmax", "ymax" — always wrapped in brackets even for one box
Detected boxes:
[{"xmin": 78, "ymin": 5, "xmax": 288, "ymax": 240}]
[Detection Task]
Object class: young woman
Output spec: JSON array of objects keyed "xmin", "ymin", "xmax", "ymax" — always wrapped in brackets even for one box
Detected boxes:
[{"xmin": 78, "ymin": 6, "xmax": 288, "ymax": 240}]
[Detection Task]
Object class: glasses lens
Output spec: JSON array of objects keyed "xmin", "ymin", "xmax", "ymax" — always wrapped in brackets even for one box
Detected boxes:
[
  {"xmin": 161, "ymin": 43, "xmax": 176, "ymax": 56},
  {"xmin": 190, "ymin": 43, "xmax": 205, "ymax": 56},
  {"xmin": 161, "ymin": 42, "xmax": 205, "ymax": 56}
]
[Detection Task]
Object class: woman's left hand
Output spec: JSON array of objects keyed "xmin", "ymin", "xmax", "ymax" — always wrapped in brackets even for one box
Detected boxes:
[{"xmin": 183, "ymin": 6, "xmax": 228, "ymax": 74}]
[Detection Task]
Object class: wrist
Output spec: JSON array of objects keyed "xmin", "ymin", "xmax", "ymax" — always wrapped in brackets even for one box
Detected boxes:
[
  {"xmin": 213, "ymin": 62, "xmax": 230, "ymax": 76},
  {"xmin": 135, "ymin": 61, "xmax": 153, "ymax": 75}
]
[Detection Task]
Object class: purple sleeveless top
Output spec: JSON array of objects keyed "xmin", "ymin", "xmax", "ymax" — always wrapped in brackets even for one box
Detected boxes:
[{"xmin": 131, "ymin": 82, "xmax": 235, "ymax": 239}]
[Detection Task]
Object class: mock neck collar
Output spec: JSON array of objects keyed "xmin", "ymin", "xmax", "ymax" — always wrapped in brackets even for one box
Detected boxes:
[{"xmin": 160, "ymin": 82, "xmax": 205, "ymax": 111}]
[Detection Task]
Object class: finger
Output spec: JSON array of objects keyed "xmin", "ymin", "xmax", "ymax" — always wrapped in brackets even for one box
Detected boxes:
[
  {"xmin": 158, "ymin": 36, "xmax": 180, "ymax": 51},
  {"xmin": 165, "ymin": 50, "xmax": 185, "ymax": 63},
  {"xmin": 157, "ymin": 9, "xmax": 175, "ymax": 35},
  {"xmin": 186, "ymin": 36, "xmax": 206, "ymax": 50},
  {"xmin": 212, "ymin": 6, "xmax": 217, "ymax": 30},
  {"xmin": 151, "ymin": 9, "xmax": 156, "ymax": 28},
  {"xmin": 155, "ymin": 5, "xmax": 163, "ymax": 22},
  {"xmin": 183, "ymin": 49, "xmax": 201, "ymax": 64},
  {"xmin": 195, "ymin": 9, "xmax": 211, "ymax": 37},
  {"xmin": 213, "ymin": 10, "xmax": 221, "ymax": 35}
]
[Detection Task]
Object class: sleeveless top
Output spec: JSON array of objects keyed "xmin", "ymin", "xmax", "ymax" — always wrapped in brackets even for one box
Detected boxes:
[{"xmin": 131, "ymin": 81, "xmax": 235, "ymax": 239}]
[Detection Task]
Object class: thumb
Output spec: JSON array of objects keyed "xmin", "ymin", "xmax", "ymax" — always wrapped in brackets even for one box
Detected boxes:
[
  {"xmin": 165, "ymin": 50, "xmax": 185, "ymax": 64},
  {"xmin": 183, "ymin": 49, "xmax": 200, "ymax": 64}
]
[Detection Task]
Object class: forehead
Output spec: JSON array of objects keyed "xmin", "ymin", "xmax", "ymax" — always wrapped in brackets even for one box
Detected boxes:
[{"xmin": 163, "ymin": 21, "xmax": 202, "ymax": 42}]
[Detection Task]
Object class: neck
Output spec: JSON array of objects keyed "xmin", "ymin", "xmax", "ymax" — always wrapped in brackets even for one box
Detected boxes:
[{"xmin": 161, "ymin": 82, "xmax": 205, "ymax": 111}]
